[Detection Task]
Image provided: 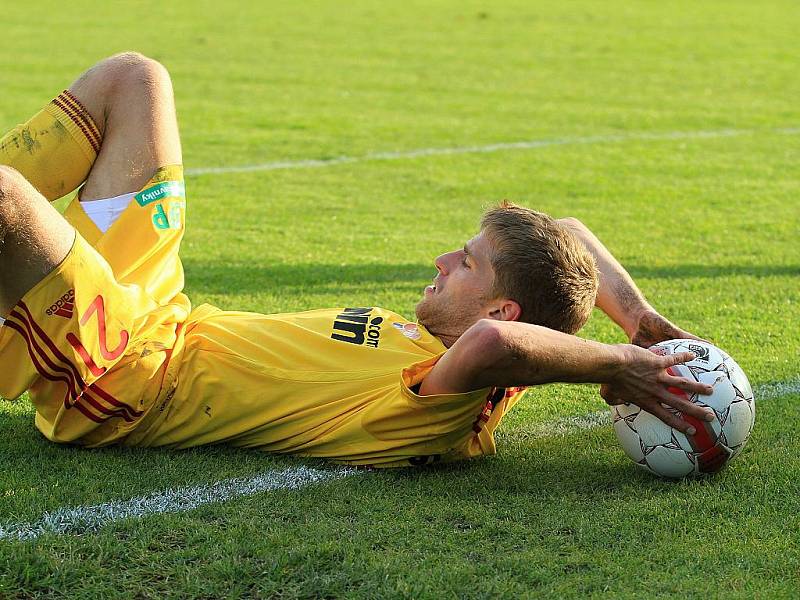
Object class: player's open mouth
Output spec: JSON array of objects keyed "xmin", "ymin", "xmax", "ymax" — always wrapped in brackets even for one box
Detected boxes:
[{"xmin": 425, "ymin": 285, "xmax": 436, "ymax": 295}]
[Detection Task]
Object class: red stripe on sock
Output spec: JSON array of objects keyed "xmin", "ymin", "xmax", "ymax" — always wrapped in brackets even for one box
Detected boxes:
[
  {"xmin": 58, "ymin": 91, "xmax": 102, "ymax": 149},
  {"xmin": 60, "ymin": 90, "xmax": 101, "ymax": 139},
  {"xmin": 53, "ymin": 95, "xmax": 101, "ymax": 153},
  {"xmin": 51, "ymin": 97, "xmax": 100, "ymax": 154}
]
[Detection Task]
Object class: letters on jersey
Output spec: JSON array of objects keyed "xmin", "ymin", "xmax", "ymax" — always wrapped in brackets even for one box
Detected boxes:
[{"xmin": 331, "ymin": 307, "xmax": 383, "ymax": 348}]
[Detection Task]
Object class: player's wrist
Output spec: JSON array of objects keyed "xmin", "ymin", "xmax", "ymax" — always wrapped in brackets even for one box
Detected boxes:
[
  {"xmin": 597, "ymin": 343, "xmax": 632, "ymax": 384},
  {"xmin": 625, "ymin": 305, "xmax": 658, "ymax": 340}
]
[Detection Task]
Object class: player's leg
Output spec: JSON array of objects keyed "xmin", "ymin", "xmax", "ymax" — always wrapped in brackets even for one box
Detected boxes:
[
  {"xmin": 69, "ymin": 51, "xmax": 182, "ymax": 201},
  {"xmin": 0, "ymin": 166, "xmax": 74, "ymax": 316},
  {"xmin": 0, "ymin": 165, "xmax": 77, "ymax": 400},
  {"xmin": 0, "ymin": 52, "xmax": 181, "ymax": 204},
  {"xmin": 0, "ymin": 54, "xmax": 186, "ymax": 443},
  {"xmin": 0, "ymin": 165, "xmax": 167, "ymax": 441},
  {"xmin": 0, "ymin": 51, "xmax": 180, "ymax": 204},
  {"xmin": 61, "ymin": 53, "xmax": 187, "ymax": 304},
  {"xmin": 0, "ymin": 52, "xmax": 183, "ymax": 307}
]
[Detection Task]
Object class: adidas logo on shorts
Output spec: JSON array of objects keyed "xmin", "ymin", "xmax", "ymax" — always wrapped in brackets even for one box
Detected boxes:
[{"xmin": 46, "ymin": 289, "xmax": 75, "ymax": 319}]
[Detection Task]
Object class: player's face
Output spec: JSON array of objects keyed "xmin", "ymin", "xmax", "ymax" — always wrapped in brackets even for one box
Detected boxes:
[{"xmin": 415, "ymin": 232, "xmax": 497, "ymax": 343}]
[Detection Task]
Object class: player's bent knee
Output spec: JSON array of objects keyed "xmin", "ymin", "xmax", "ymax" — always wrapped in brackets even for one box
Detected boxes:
[
  {"xmin": 0, "ymin": 166, "xmax": 30, "ymax": 216},
  {"xmin": 0, "ymin": 165, "xmax": 50, "ymax": 206},
  {"xmin": 110, "ymin": 51, "xmax": 172, "ymax": 92},
  {"xmin": 83, "ymin": 52, "xmax": 172, "ymax": 104},
  {"xmin": 0, "ymin": 164, "xmax": 24, "ymax": 187}
]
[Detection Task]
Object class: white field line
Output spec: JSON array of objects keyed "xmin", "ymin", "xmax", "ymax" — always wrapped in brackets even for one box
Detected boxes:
[
  {"xmin": 185, "ymin": 126, "xmax": 799, "ymax": 176},
  {"xmin": 1, "ymin": 379, "xmax": 797, "ymax": 542},
  {"xmin": 527, "ymin": 378, "xmax": 800, "ymax": 437},
  {"xmin": 0, "ymin": 466, "xmax": 357, "ymax": 542}
]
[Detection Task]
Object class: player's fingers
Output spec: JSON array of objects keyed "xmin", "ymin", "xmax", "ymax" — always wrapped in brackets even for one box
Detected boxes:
[
  {"xmin": 660, "ymin": 373, "xmax": 714, "ymax": 396},
  {"xmin": 663, "ymin": 351, "xmax": 696, "ymax": 367},
  {"xmin": 643, "ymin": 401, "xmax": 696, "ymax": 435},
  {"xmin": 654, "ymin": 387, "xmax": 715, "ymax": 422}
]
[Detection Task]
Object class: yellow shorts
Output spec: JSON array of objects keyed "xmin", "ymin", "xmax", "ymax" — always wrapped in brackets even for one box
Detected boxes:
[{"xmin": 0, "ymin": 165, "xmax": 190, "ymax": 446}]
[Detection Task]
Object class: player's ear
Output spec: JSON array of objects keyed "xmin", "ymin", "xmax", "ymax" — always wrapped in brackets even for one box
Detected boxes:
[{"xmin": 487, "ymin": 298, "xmax": 521, "ymax": 322}]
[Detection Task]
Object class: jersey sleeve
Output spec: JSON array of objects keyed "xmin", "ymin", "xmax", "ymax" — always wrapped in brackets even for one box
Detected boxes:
[
  {"xmin": 349, "ymin": 354, "xmax": 498, "ymax": 468},
  {"xmin": 399, "ymin": 354, "xmax": 529, "ymax": 465}
]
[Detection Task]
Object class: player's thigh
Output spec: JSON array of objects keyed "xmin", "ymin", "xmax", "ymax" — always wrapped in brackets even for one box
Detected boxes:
[
  {"xmin": 71, "ymin": 52, "xmax": 182, "ymax": 201},
  {"xmin": 0, "ymin": 166, "xmax": 75, "ymax": 315}
]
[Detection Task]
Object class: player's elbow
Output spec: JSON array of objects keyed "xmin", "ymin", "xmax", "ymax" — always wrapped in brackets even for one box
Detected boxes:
[
  {"xmin": 446, "ymin": 319, "xmax": 514, "ymax": 391},
  {"xmin": 462, "ymin": 319, "xmax": 511, "ymax": 370}
]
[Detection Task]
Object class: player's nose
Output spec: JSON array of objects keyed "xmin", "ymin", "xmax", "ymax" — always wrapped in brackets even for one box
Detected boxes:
[
  {"xmin": 434, "ymin": 251, "xmax": 456, "ymax": 275},
  {"xmin": 434, "ymin": 254, "xmax": 446, "ymax": 275}
]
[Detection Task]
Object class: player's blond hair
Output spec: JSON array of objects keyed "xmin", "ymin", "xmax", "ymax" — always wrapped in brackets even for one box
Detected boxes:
[{"xmin": 480, "ymin": 202, "xmax": 599, "ymax": 334}]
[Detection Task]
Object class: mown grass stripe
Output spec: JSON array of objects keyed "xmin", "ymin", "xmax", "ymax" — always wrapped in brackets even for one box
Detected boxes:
[
  {"xmin": 185, "ymin": 127, "xmax": 800, "ymax": 176},
  {"xmin": 1, "ymin": 380, "xmax": 796, "ymax": 542}
]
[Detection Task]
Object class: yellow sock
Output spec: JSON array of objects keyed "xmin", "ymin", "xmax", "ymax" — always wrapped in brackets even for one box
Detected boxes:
[{"xmin": 0, "ymin": 90, "xmax": 102, "ymax": 200}]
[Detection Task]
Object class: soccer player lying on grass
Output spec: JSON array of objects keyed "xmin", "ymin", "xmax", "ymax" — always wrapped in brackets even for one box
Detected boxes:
[{"xmin": 0, "ymin": 53, "xmax": 715, "ymax": 467}]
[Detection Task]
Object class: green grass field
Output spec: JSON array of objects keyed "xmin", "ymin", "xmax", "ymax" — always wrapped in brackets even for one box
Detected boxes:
[{"xmin": 2, "ymin": 0, "xmax": 799, "ymax": 597}]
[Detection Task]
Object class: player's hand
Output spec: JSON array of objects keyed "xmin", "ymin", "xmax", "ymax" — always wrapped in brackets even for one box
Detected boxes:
[
  {"xmin": 600, "ymin": 344, "xmax": 715, "ymax": 435},
  {"xmin": 630, "ymin": 309, "xmax": 706, "ymax": 348}
]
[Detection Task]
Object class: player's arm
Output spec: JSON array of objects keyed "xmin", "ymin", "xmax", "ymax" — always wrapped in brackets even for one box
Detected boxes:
[
  {"xmin": 557, "ymin": 217, "xmax": 700, "ymax": 347},
  {"xmin": 418, "ymin": 319, "xmax": 715, "ymax": 435}
]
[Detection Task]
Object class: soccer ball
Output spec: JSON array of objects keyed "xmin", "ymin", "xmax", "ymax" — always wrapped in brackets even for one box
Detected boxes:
[{"xmin": 612, "ymin": 339, "xmax": 755, "ymax": 479}]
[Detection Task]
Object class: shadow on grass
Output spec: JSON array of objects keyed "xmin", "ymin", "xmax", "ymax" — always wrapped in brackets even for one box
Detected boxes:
[
  {"xmin": 182, "ymin": 260, "xmax": 435, "ymax": 295},
  {"xmin": 628, "ymin": 263, "xmax": 799, "ymax": 279},
  {"xmin": 0, "ymin": 406, "xmax": 664, "ymax": 519},
  {"xmin": 182, "ymin": 260, "xmax": 799, "ymax": 298}
]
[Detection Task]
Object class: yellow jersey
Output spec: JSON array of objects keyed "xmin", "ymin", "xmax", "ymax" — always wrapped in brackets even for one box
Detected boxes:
[{"xmin": 130, "ymin": 304, "xmax": 526, "ymax": 467}]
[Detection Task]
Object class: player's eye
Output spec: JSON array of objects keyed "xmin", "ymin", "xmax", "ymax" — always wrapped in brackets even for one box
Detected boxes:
[{"xmin": 462, "ymin": 256, "xmax": 470, "ymax": 269}]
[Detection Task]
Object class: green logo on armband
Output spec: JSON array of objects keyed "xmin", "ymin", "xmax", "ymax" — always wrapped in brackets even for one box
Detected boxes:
[
  {"xmin": 152, "ymin": 201, "xmax": 186, "ymax": 230},
  {"xmin": 135, "ymin": 181, "xmax": 185, "ymax": 206}
]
